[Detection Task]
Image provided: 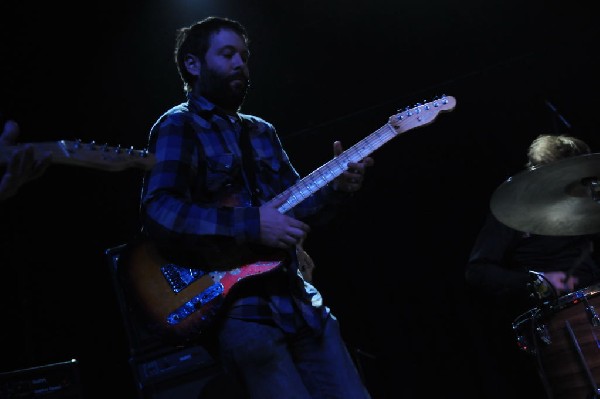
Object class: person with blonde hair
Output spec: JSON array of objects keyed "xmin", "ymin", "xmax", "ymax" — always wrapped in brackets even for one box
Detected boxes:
[
  {"xmin": 465, "ymin": 134, "xmax": 600, "ymax": 399},
  {"xmin": 526, "ymin": 134, "xmax": 591, "ymax": 169}
]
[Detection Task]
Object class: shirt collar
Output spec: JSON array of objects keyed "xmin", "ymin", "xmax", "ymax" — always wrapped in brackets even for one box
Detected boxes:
[{"xmin": 187, "ymin": 92, "xmax": 240, "ymax": 121}]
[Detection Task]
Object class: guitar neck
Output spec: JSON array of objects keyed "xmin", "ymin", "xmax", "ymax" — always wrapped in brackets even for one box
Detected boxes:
[
  {"xmin": 268, "ymin": 95, "xmax": 456, "ymax": 213},
  {"xmin": 0, "ymin": 140, "xmax": 155, "ymax": 172},
  {"xmin": 271, "ymin": 123, "xmax": 395, "ymax": 213}
]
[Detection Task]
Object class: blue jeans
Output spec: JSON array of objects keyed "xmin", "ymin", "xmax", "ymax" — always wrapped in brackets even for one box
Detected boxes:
[{"xmin": 217, "ymin": 314, "xmax": 372, "ymax": 399}]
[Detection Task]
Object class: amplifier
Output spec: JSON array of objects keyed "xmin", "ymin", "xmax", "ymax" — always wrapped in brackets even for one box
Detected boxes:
[
  {"xmin": 0, "ymin": 359, "xmax": 82, "ymax": 399},
  {"xmin": 132, "ymin": 345, "xmax": 217, "ymax": 386}
]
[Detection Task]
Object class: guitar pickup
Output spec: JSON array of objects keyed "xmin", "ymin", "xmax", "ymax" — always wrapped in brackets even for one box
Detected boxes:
[{"xmin": 161, "ymin": 264, "xmax": 205, "ymax": 293}]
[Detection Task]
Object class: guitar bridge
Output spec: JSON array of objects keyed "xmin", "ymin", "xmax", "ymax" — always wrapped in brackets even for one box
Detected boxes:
[{"xmin": 161, "ymin": 264, "xmax": 205, "ymax": 293}]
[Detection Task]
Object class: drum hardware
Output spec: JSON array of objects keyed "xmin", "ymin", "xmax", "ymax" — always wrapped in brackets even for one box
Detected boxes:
[
  {"xmin": 581, "ymin": 294, "xmax": 600, "ymax": 327},
  {"xmin": 490, "ymin": 153, "xmax": 600, "ymax": 236},
  {"xmin": 514, "ymin": 308, "xmax": 551, "ymax": 354},
  {"xmin": 564, "ymin": 319, "xmax": 600, "ymax": 398},
  {"xmin": 528, "ymin": 271, "xmax": 559, "ymax": 304},
  {"xmin": 532, "ymin": 318, "xmax": 552, "ymax": 348},
  {"xmin": 587, "ymin": 178, "xmax": 600, "ymax": 204}
]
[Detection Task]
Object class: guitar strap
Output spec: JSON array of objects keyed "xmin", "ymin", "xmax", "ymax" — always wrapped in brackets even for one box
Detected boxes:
[{"xmin": 238, "ymin": 121, "xmax": 260, "ymax": 206}]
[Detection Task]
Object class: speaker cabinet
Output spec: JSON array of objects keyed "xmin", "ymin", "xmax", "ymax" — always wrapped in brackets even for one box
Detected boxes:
[{"xmin": 0, "ymin": 359, "xmax": 82, "ymax": 399}]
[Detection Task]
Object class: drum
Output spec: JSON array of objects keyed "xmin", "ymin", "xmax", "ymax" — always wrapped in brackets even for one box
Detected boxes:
[{"xmin": 513, "ymin": 283, "xmax": 600, "ymax": 399}]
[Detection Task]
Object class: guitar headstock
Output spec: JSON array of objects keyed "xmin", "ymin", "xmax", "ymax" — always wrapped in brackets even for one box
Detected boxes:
[
  {"xmin": 56, "ymin": 140, "xmax": 156, "ymax": 172},
  {"xmin": 388, "ymin": 95, "xmax": 456, "ymax": 133}
]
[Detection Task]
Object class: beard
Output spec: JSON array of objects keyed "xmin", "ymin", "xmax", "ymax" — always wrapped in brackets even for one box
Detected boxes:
[{"xmin": 199, "ymin": 65, "xmax": 249, "ymax": 112}]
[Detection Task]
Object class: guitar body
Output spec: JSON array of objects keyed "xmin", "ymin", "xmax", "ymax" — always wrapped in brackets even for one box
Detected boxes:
[{"xmin": 124, "ymin": 240, "xmax": 284, "ymax": 344}]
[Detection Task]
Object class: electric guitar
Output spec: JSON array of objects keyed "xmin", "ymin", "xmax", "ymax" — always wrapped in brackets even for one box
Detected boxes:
[
  {"xmin": 124, "ymin": 95, "xmax": 457, "ymax": 344},
  {"xmin": 0, "ymin": 139, "xmax": 155, "ymax": 171}
]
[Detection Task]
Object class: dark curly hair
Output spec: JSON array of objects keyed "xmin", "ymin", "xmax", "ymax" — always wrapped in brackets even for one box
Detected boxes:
[{"xmin": 174, "ymin": 16, "xmax": 248, "ymax": 93}]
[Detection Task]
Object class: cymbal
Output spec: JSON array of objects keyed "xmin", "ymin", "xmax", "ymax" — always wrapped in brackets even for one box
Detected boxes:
[{"xmin": 490, "ymin": 153, "xmax": 600, "ymax": 236}]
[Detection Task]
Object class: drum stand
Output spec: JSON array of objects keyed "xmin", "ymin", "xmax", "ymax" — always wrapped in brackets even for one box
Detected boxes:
[{"xmin": 526, "ymin": 307, "xmax": 556, "ymax": 399}]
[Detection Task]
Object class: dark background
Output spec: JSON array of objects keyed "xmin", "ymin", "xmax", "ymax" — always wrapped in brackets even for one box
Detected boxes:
[{"xmin": 1, "ymin": 0, "xmax": 598, "ymax": 398}]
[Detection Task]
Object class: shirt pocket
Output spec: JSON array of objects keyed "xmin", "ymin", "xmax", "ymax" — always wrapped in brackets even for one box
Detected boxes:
[
  {"xmin": 205, "ymin": 153, "xmax": 240, "ymax": 192},
  {"xmin": 255, "ymin": 156, "xmax": 285, "ymax": 195}
]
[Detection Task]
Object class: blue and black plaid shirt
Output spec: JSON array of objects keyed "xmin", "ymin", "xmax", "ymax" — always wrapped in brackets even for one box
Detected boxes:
[{"xmin": 140, "ymin": 93, "xmax": 348, "ymax": 334}]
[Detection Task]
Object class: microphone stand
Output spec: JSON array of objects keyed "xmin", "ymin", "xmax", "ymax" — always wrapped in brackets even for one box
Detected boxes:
[{"xmin": 544, "ymin": 99, "xmax": 572, "ymax": 132}]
